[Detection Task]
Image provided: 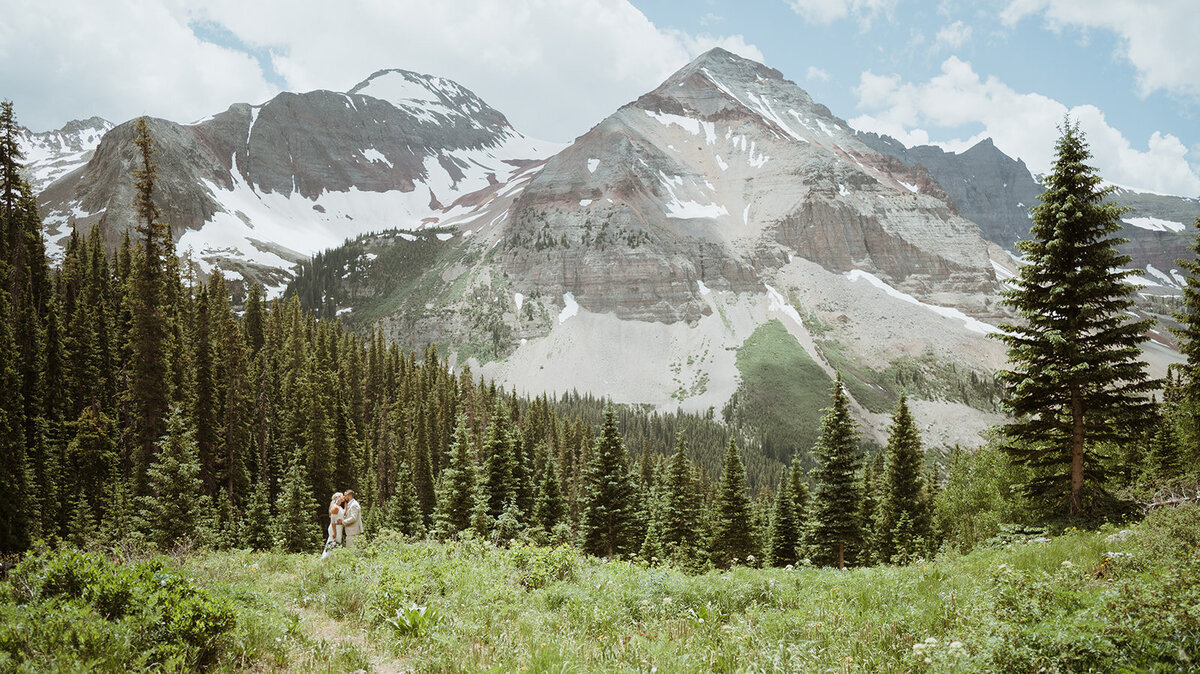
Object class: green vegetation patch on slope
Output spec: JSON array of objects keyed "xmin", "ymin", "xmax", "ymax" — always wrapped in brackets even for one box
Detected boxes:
[
  {"xmin": 817, "ymin": 339, "xmax": 1002, "ymax": 414},
  {"xmin": 723, "ymin": 319, "xmax": 833, "ymax": 466},
  {"xmin": 288, "ymin": 229, "xmax": 464, "ymax": 324}
]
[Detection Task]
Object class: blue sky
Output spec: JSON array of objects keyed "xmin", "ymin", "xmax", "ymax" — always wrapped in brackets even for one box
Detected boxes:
[
  {"xmin": 2, "ymin": 0, "xmax": 1198, "ymax": 195},
  {"xmin": 630, "ymin": 0, "xmax": 1199, "ymax": 194}
]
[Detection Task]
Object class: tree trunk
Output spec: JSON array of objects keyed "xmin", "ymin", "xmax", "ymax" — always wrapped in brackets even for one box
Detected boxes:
[
  {"xmin": 1069, "ymin": 386, "xmax": 1085, "ymax": 516},
  {"xmin": 837, "ymin": 541, "xmax": 845, "ymax": 570}
]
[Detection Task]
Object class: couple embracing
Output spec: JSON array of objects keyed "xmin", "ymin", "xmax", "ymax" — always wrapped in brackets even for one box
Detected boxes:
[{"xmin": 323, "ymin": 490, "xmax": 363, "ymax": 557}]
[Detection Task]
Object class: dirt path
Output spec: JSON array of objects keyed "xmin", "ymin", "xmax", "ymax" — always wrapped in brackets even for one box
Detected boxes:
[{"xmin": 298, "ymin": 606, "xmax": 407, "ymax": 674}]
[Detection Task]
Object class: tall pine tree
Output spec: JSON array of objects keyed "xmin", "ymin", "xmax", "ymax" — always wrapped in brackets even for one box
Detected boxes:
[
  {"xmin": 434, "ymin": 415, "xmax": 478, "ymax": 537},
  {"xmin": 876, "ymin": 395, "xmax": 927, "ymax": 563},
  {"xmin": 808, "ymin": 378, "xmax": 863, "ymax": 569},
  {"xmin": 127, "ymin": 117, "xmax": 176, "ymax": 494},
  {"xmin": 578, "ymin": 408, "xmax": 637, "ymax": 558},
  {"xmin": 710, "ymin": 439, "xmax": 755, "ymax": 568},
  {"xmin": 146, "ymin": 406, "xmax": 204, "ymax": 550},
  {"xmin": 766, "ymin": 463, "xmax": 801, "ymax": 567},
  {"xmin": 996, "ymin": 120, "xmax": 1156, "ymax": 516},
  {"xmin": 1171, "ymin": 218, "xmax": 1200, "ymax": 468}
]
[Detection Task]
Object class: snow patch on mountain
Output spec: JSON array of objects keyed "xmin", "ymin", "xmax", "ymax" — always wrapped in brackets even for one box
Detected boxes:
[
  {"xmin": 17, "ymin": 118, "xmax": 113, "ymax": 191},
  {"xmin": 764, "ymin": 284, "xmax": 803, "ymax": 327},
  {"xmin": 1123, "ymin": 216, "xmax": 1186, "ymax": 233},
  {"xmin": 845, "ymin": 270, "xmax": 997, "ymax": 335},
  {"xmin": 361, "ymin": 148, "xmax": 392, "ymax": 167},
  {"xmin": 558, "ymin": 292, "xmax": 579, "ymax": 324}
]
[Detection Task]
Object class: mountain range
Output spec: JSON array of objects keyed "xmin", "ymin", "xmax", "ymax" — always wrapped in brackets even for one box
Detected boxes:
[{"xmin": 21, "ymin": 48, "xmax": 1199, "ymax": 450}]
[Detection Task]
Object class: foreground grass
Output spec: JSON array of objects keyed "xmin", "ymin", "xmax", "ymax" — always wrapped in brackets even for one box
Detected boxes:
[{"xmin": 3, "ymin": 504, "xmax": 1198, "ymax": 672}]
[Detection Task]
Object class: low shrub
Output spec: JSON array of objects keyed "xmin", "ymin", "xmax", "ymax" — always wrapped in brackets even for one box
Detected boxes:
[{"xmin": 1, "ymin": 546, "xmax": 236, "ymax": 670}]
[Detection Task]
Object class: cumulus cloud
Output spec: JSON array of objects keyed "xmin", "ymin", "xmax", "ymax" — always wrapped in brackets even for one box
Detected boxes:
[
  {"xmin": 0, "ymin": 0, "xmax": 763, "ymax": 142},
  {"xmin": 1001, "ymin": 0, "xmax": 1200, "ymax": 99},
  {"xmin": 935, "ymin": 20, "xmax": 973, "ymax": 49},
  {"xmin": 785, "ymin": 0, "xmax": 898, "ymax": 27},
  {"xmin": 182, "ymin": 0, "xmax": 763, "ymax": 142},
  {"xmin": 807, "ymin": 66, "xmax": 832, "ymax": 82},
  {"xmin": 849, "ymin": 57, "xmax": 1200, "ymax": 195},
  {"xmin": 0, "ymin": 1, "xmax": 277, "ymax": 131}
]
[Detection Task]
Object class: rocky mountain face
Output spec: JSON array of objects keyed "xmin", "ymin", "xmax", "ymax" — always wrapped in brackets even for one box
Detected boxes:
[
  {"xmin": 858, "ymin": 131, "xmax": 1200, "ymax": 291},
  {"xmin": 489, "ymin": 49, "xmax": 998, "ymax": 325},
  {"xmin": 17, "ymin": 117, "xmax": 112, "ymax": 193},
  {"xmin": 301, "ymin": 49, "xmax": 1037, "ymax": 450},
  {"xmin": 35, "ymin": 69, "xmax": 559, "ymax": 290}
]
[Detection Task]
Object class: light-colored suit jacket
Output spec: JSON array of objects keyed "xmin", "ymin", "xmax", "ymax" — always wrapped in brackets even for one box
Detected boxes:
[{"xmin": 343, "ymin": 499, "xmax": 363, "ymax": 535}]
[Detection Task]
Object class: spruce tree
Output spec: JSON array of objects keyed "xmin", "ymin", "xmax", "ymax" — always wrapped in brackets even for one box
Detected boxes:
[
  {"xmin": 434, "ymin": 415, "xmax": 478, "ymax": 536},
  {"xmin": 1171, "ymin": 218, "xmax": 1200, "ymax": 465},
  {"xmin": 480, "ymin": 405, "xmax": 515, "ymax": 520},
  {"xmin": 809, "ymin": 378, "xmax": 863, "ymax": 569},
  {"xmin": 145, "ymin": 406, "xmax": 204, "ymax": 550},
  {"xmin": 857, "ymin": 453, "xmax": 884, "ymax": 565},
  {"xmin": 876, "ymin": 395, "xmax": 927, "ymax": 564},
  {"xmin": 274, "ymin": 455, "xmax": 316, "ymax": 553},
  {"xmin": 0, "ymin": 288, "xmax": 29, "ymax": 552},
  {"xmin": 766, "ymin": 464, "xmax": 801, "ymax": 567},
  {"xmin": 100, "ymin": 466, "xmax": 136, "ymax": 546},
  {"xmin": 996, "ymin": 120, "xmax": 1156, "ymax": 517},
  {"xmin": 710, "ymin": 439, "xmax": 756, "ymax": 568},
  {"xmin": 127, "ymin": 118, "xmax": 175, "ymax": 494},
  {"xmin": 242, "ymin": 481, "xmax": 273, "ymax": 551},
  {"xmin": 789, "ymin": 456, "xmax": 810, "ymax": 529},
  {"xmin": 533, "ymin": 456, "xmax": 565, "ymax": 532},
  {"xmin": 384, "ymin": 464, "xmax": 424, "ymax": 537},
  {"xmin": 409, "ymin": 409, "xmax": 437, "ymax": 526},
  {"xmin": 67, "ymin": 490, "xmax": 99, "ymax": 549},
  {"xmin": 660, "ymin": 434, "xmax": 700, "ymax": 563},
  {"xmin": 578, "ymin": 408, "xmax": 637, "ymax": 558}
]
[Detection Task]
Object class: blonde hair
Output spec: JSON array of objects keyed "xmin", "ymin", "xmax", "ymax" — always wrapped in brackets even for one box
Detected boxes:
[{"xmin": 331, "ymin": 491, "xmax": 343, "ymax": 504}]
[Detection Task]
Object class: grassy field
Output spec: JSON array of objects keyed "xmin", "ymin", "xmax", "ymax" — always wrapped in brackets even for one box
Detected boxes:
[{"xmin": 2, "ymin": 503, "xmax": 1198, "ymax": 672}]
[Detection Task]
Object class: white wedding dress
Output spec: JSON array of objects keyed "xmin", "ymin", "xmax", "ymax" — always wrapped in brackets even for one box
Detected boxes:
[{"xmin": 322, "ymin": 504, "xmax": 344, "ymax": 558}]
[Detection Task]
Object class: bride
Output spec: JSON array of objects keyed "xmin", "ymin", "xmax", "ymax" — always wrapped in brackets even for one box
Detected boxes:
[{"xmin": 322, "ymin": 491, "xmax": 345, "ymax": 558}]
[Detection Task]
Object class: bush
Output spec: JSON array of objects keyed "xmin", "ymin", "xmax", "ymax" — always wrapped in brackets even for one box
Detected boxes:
[
  {"xmin": 510, "ymin": 543, "xmax": 578, "ymax": 590},
  {"xmin": 1, "ymin": 546, "xmax": 236, "ymax": 670}
]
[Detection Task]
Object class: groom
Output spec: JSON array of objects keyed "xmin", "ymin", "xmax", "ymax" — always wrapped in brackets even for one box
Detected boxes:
[{"xmin": 342, "ymin": 490, "xmax": 363, "ymax": 548}]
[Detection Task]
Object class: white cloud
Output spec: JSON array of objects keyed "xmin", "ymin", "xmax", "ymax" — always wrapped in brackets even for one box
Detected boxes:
[
  {"xmin": 849, "ymin": 57, "xmax": 1200, "ymax": 196},
  {"xmin": 1001, "ymin": 0, "xmax": 1200, "ymax": 99},
  {"xmin": 0, "ymin": 0, "xmax": 763, "ymax": 142},
  {"xmin": 785, "ymin": 0, "xmax": 898, "ymax": 27},
  {"xmin": 181, "ymin": 0, "xmax": 763, "ymax": 142},
  {"xmin": 0, "ymin": 1, "xmax": 277, "ymax": 131},
  {"xmin": 807, "ymin": 66, "xmax": 832, "ymax": 82},
  {"xmin": 935, "ymin": 20, "xmax": 973, "ymax": 49}
]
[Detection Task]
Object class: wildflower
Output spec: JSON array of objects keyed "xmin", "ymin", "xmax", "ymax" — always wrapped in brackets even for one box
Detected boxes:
[
  {"xmin": 924, "ymin": 658, "xmax": 932, "ymax": 664},
  {"xmin": 949, "ymin": 641, "xmax": 964, "ymax": 651},
  {"xmin": 1060, "ymin": 560, "xmax": 1073, "ymax": 568},
  {"xmin": 925, "ymin": 637, "xmax": 938, "ymax": 645},
  {"xmin": 662, "ymin": 597, "xmax": 673, "ymax": 605},
  {"xmin": 784, "ymin": 564, "xmax": 794, "ymax": 571},
  {"xmin": 912, "ymin": 644, "xmax": 925, "ymax": 652}
]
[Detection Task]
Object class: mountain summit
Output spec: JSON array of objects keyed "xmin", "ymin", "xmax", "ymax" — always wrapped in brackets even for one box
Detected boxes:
[{"xmin": 35, "ymin": 69, "xmax": 561, "ymax": 289}]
